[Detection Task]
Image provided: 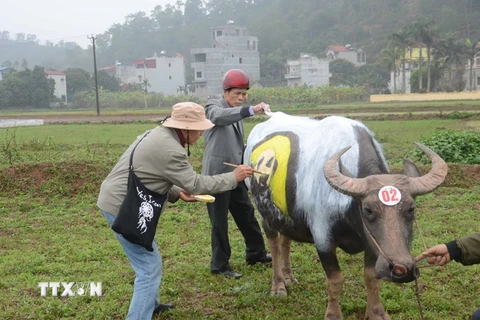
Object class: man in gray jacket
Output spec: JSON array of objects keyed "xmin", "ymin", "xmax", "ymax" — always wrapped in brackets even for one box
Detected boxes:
[{"xmin": 202, "ymin": 69, "xmax": 271, "ymax": 278}]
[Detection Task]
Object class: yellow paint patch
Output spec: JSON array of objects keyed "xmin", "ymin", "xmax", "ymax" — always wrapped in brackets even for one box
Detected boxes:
[{"xmin": 250, "ymin": 135, "xmax": 292, "ymax": 214}]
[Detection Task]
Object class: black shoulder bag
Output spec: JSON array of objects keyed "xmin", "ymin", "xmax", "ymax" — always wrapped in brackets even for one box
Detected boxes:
[{"xmin": 112, "ymin": 132, "xmax": 168, "ymax": 251}]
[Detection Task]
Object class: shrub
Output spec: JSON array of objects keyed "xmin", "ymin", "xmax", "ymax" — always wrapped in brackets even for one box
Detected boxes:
[{"xmin": 410, "ymin": 130, "xmax": 480, "ymax": 164}]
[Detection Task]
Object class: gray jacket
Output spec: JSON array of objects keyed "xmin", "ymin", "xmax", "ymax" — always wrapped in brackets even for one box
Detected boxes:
[
  {"xmin": 98, "ymin": 125, "xmax": 238, "ymax": 215},
  {"xmin": 202, "ymin": 97, "xmax": 252, "ymax": 175},
  {"xmin": 447, "ymin": 232, "xmax": 480, "ymax": 266}
]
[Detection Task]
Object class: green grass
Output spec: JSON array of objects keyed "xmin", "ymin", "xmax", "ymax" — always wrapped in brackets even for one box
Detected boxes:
[{"xmin": 0, "ymin": 112, "xmax": 479, "ymax": 319}]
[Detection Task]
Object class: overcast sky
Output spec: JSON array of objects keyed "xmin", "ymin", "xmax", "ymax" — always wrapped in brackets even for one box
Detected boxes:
[{"xmin": 3, "ymin": 0, "xmax": 176, "ymax": 48}]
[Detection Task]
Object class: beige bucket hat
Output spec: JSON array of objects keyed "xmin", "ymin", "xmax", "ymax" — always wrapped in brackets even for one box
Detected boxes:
[{"xmin": 162, "ymin": 102, "xmax": 214, "ymax": 130}]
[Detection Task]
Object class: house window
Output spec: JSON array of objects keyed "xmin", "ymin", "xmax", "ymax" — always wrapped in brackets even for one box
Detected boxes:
[
  {"xmin": 239, "ymin": 57, "xmax": 243, "ymax": 64},
  {"xmin": 169, "ymin": 76, "xmax": 172, "ymax": 80},
  {"xmin": 216, "ymin": 30, "xmax": 222, "ymax": 37},
  {"xmin": 477, "ymin": 77, "xmax": 480, "ymax": 86},
  {"xmin": 475, "ymin": 57, "xmax": 480, "ymax": 66},
  {"xmin": 253, "ymin": 41, "xmax": 256, "ymax": 50},
  {"xmin": 194, "ymin": 53, "xmax": 206, "ymax": 62},
  {"xmin": 247, "ymin": 41, "xmax": 250, "ymax": 49},
  {"xmin": 168, "ymin": 63, "xmax": 171, "ymax": 67},
  {"xmin": 242, "ymin": 29, "xmax": 247, "ymax": 36},
  {"xmin": 196, "ymin": 71, "xmax": 202, "ymax": 78},
  {"xmin": 138, "ymin": 75, "xmax": 142, "ymax": 82},
  {"xmin": 236, "ymin": 29, "xmax": 239, "ymax": 36}
]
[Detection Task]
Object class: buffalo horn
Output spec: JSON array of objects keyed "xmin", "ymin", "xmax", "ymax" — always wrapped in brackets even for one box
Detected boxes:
[
  {"xmin": 408, "ymin": 142, "xmax": 448, "ymax": 195},
  {"xmin": 323, "ymin": 146, "xmax": 369, "ymax": 197}
]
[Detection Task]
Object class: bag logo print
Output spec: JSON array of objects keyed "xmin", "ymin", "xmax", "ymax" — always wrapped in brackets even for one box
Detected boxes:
[{"xmin": 136, "ymin": 186, "xmax": 163, "ymax": 234}]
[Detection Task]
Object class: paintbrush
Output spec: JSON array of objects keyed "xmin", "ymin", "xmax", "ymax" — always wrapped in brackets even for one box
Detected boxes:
[{"xmin": 223, "ymin": 162, "xmax": 269, "ymax": 175}]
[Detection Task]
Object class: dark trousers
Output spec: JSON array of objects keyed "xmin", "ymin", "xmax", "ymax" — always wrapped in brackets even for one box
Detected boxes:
[
  {"xmin": 207, "ymin": 183, "xmax": 266, "ymax": 272},
  {"xmin": 472, "ymin": 309, "xmax": 480, "ymax": 320}
]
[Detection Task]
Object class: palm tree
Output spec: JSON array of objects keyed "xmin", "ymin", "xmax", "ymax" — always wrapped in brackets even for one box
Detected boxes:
[
  {"xmin": 381, "ymin": 44, "xmax": 401, "ymax": 93},
  {"xmin": 433, "ymin": 33, "xmax": 464, "ymax": 81},
  {"xmin": 390, "ymin": 29, "xmax": 412, "ymax": 93},
  {"xmin": 408, "ymin": 17, "xmax": 439, "ymax": 92},
  {"xmin": 464, "ymin": 39, "xmax": 480, "ymax": 91}
]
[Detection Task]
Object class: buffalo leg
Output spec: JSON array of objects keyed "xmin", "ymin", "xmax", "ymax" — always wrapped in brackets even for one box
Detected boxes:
[
  {"xmin": 364, "ymin": 251, "xmax": 390, "ymax": 320},
  {"xmin": 279, "ymin": 235, "xmax": 298, "ymax": 285},
  {"xmin": 267, "ymin": 233, "xmax": 288, "ymax": 296},
  {"xmin": 318, "ymin": 249, "xmax": 344, "ymax": 320}
]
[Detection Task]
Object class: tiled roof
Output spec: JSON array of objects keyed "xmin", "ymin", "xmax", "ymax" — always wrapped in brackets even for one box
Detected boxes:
[
  {"xmin": 100, "ymin": 66, "xmax": 116, "ymax": 72},
  {"xmin": 45, "ymin": 70, "xmax": 65, "ymax": 75},
  {"xmin": 327, "ymin": 46, "xmax": 349, "ymax": 52}
]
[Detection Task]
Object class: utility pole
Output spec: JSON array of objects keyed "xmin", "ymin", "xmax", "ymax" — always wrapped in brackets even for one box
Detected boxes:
[{"xmin": 88, "ymin": 35, "xmax": 100, "ymax": 116}]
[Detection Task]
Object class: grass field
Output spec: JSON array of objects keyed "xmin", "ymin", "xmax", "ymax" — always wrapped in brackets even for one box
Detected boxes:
[{"xmin": 0, "ymin": 109, "xmax": 479, "ymax": 320}]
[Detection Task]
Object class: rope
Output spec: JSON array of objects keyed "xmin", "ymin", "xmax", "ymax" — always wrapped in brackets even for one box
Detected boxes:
[
  {"xmin": 414, "ymin": 216, "xmax": 429, "ymax": 320},
  {"xmin": 360, "ymin": 212, "xmax": 427, "ymax": 320}
]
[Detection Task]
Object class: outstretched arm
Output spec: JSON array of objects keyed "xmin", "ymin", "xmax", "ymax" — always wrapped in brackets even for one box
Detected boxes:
[{"xmin": 415, "ymin": 244, "xmax": 451, "ymax": 266}]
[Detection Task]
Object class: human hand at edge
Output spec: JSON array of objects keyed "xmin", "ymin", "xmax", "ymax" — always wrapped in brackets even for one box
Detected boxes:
[
  {"xmin": 179, "ymin": 190, "xmax": 196, "ymax": 202},
  {"xmin": 252, "ymin": 102, "xmax": 269, "ymax": 115},
  {"xmin": 415, "ymin": 244, "xmax": 451, "ymax": 266},
  {"xmin": 233, "ymin": 165, "xmax": 253, "ymax": 182}
]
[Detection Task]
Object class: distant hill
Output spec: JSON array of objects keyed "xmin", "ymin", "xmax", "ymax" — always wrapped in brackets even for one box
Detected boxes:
[{"xmin": 2, "ymin": 0, "xmax": 479, "ymax": 79}]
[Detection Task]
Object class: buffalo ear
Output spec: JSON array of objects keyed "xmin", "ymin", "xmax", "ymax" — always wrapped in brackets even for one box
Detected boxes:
[
  {"xmin": 339, "ymin": 159, "xmax": 354, "ymax": 178},
  {"xmin": 403, "ymin": 159, "xmax": 421, "ymax": 177}
]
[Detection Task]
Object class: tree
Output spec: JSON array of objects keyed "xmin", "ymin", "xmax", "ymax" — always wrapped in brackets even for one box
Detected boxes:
[
  {"xmin": 381, "ymin": 43, "xmax": 401, "ymax": 93},
  {"xmin": 31, "ymin": 66, "xmax": 55, "ymax": 107},
  {"xmin": 261, "ymin": 50, "xmax": 286, "ymax": 80},
  {"xmin": 329, "ymin": 59, "xmax": 356, "ymax": 86},
  {"xmin": 152, "ymin": 3, "xmax": 184, "ymax": 29},
  {"xmin": 463, "ymin": 38, "xmax": 480, "ymax": 91},
  {"xmin": 64, "ymin": 68, "xmax": 91, "ymax": 102},
  {"xmin": 21, "ymin": 58, "xmax": 28, "ymax": 70},
  {"xmin": 390, "ymin": 29, "xmax": 412, "ymax": 93},
  {"xmin": 184, "ymin": 0, "xmax": 205, "ymax": 24},
  {"xmin": 96, "ymin": 70, "xmax": 120, "ymax": 92},
  {"xmin": 0, "ymin": 66, "xmax": 54, "ymax": 108},
  {"xmin": 354, "ymin": 64, "xmax": 390, "ymax": 94},
  {"xmin": 433, "ymin": 32, "xmax": 464, "ymax": 81},
  {"xmin": 408, "ymin": 17, "xmax": 440, "ymax": 92}
]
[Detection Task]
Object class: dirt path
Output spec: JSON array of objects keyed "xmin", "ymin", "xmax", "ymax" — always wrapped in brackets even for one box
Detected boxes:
[{"xmin": 0, "ymin": 113, "xmax": 169, "ymax": 124}]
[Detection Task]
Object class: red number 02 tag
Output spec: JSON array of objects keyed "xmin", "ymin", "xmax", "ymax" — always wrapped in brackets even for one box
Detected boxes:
[{"xmin": 378, "ymin": 186, "xmax": 401, "ymax": 206}]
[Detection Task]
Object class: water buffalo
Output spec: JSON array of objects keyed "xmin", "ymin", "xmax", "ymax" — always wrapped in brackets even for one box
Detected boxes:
[{"xmin": 244, "ymin": 113, "xmax": 447, "ymax": 320}]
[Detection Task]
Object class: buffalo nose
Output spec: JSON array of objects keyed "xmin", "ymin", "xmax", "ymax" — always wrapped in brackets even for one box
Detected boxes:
[{"xmin": 392, "ymin": 264, "xmax": 408, "ymax": 277}]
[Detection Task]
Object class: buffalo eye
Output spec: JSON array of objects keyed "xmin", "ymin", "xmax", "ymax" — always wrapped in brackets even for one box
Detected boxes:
[
  {"xmin": 407, "ymin": 206, "xmax": 416, "ymax": 215},
  {"xmin": 363, "ymin": 207, "xmax": 376, "ymax": 221}
]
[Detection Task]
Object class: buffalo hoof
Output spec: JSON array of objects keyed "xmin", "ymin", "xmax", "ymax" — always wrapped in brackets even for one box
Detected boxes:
[
  {"xmin": 270, "ymin": 288, "xmax": 287, "ymax": 296},
  {"xmin": 365, "ymin": 311, "xmax": 390, "ymax": 320},
  {"xmin": 325, "ymin": 313, "xmax": 342, "ymax": 320},
  {"xmin": 284, "ymin": 274, "xmax": 298, "ymax": 286}
]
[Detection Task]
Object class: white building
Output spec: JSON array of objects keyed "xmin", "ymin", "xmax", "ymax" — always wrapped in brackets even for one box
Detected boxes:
[
  {"xmin": 45, "ymin": 70, "xmax": 67, "ymax": 102},
  {"xmin": 191, "ymin": 21, "xmax": 260, "ymax": 98},
  {"xmin": 133, "ymin": 53, "xmax": 185, "ymax": 95},
  {"xmin": 285, "ymin": 53, "xmax": 331, "ymax": 87},
  {"xmin": 102, "ymin": 53, "xmax": 186, "ymax": 96},
  {"xmin": 325, "ymin": 45, "xmax": 366, "ymax": 67}
]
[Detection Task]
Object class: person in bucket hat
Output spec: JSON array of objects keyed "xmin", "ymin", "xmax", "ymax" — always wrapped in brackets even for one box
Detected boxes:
[{"xmin": 97, "ymin": 102, "xmax": 254, "ymax": 319}]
